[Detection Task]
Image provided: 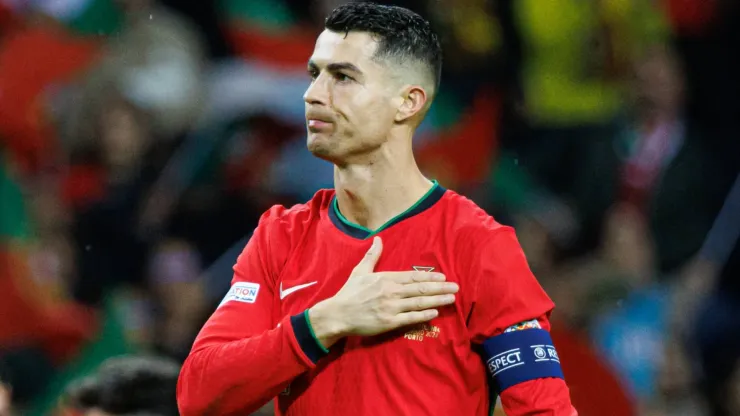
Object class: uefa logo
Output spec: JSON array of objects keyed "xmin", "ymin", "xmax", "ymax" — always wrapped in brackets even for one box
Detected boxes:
[{"xmin": 534, "ymin": 347, "xmax": 547, "ymax": 360}]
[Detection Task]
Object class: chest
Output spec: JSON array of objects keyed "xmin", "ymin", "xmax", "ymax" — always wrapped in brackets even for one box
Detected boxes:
[
  {"xmin": 275, "ymin": 225, "xmax": 475, "ymax": 351},
  {"xmin": 274, "ymin": 227, "xmax": 488, "ymax": 414},
  {"xmin": 282, "ymin": 223, "xmax": 472, "ymax": 308}
]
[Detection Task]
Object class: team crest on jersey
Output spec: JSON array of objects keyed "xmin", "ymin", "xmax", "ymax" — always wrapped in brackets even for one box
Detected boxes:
[{"xmin": 406, "ymin": 267, "xmax": 440, "ymax": 341}]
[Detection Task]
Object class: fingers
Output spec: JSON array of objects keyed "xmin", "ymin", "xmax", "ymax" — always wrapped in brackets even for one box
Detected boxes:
[
  {"xmin": 395, "ymin": 294, "xmax": 456, "ymax": 312},
  {"xmin": 393, "ymin": 310, "xmax": 439, "ymax": 327},
  {"xmin": 382, "ymin": 271, "xmax": 446, "ymax": 283},
  {"xmin": 352, "ymin": 237, "xmax": 383, "ymax": 275},
  {"xmin": 397, "ymin": 282, "xmax": 459, "ymax": 298}
]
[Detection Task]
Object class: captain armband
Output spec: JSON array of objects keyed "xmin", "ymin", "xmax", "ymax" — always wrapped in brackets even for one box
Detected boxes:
[{"xmin": 481, "ymin": 323, "xmax": 565, "ymax": 393}]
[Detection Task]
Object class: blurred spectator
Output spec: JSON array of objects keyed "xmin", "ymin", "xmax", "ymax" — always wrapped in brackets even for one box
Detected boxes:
[
  {"xmin": 626, "ymin": 47, "xmax": 731, "ymax": 279},
  {"xmin": 681, "ymin": 174, "xmax": 740, "ymax": 416},
  {"xmin": 106, "ymin": 0, "xmax": 204, "ymax": 138},
  {"xmin": 62, "ymin": 0, "xmax": 207, "ymax": 144},
  {"xmin": 147, "ymin": 240, "xmax": 206, "ymax": 360},
  {"xmin": 619, "ymin": 45, "xmax": 685, "ymax": 213},
  {"xmin": 0, "ymin": 158, "xmax": 97, "ymax": 408},
  {"xmin": 590, "ymin": 206, "xmax": 672, "ymax": 408},
  {"xmin": 59, "ymin": 355, "xmax": 179, "ymax": 416},
  {"xmin": 511, "ymin": 0, "xmax": 670, "ymax": 257},
  {"xmin": 66, "ymin": 91, "xmax": 160, "ymax": 308}
]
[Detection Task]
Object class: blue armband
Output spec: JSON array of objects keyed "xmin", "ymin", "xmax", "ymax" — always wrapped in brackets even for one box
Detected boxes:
[{"xmin": 482, "ymin": 328, "xmax": 564, "ymax": 393}]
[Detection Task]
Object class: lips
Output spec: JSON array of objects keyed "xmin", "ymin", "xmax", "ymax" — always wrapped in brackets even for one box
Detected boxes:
[
  {"xmin": 308, "ymin": 119, "xmax": 332, "ymax": 129},
  {"xmin": 306, "ymin": 112, "xmax": 333, "ymax": 123},
  {"xmin": 306, "ymin": 111, "xmax": 334, "ymax": 131}
]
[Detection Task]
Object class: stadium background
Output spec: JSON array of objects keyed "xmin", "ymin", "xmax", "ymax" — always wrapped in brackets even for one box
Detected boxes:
[{"xmin": 0, "ymin": 0, "xmax": 738, "ymax": 415}]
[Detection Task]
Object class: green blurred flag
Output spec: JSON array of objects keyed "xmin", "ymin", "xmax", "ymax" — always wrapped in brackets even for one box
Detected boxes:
[{"xmin": 32, "ymin": 0, "xmax": 123, "ymax": 36}]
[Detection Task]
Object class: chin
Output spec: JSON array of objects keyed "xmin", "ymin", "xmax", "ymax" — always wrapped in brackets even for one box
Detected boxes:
[{"xmin": 307, "ymin": 133, "xmax": 339, "ymax": 160}]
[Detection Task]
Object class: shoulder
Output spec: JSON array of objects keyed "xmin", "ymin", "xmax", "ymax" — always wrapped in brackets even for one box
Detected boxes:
[
  {"xmin": 257, "ymin": 189, "xmax": 334, "ymax": 244},
  {"xmin": 441, "ymin": 189, "xmax": 512, "ymax": 243},
  {"xmin": 235, "ymin": 190, "xmax": 334, "ymax": 281},
  {"xmin": 436, "ymin": 189, "xmax": 527, "ymax": 288}
]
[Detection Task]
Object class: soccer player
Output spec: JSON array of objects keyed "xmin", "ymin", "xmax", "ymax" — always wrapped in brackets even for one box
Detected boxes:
[{"xmin": 177, "ymin": 3, "xmax": 577, "ymax": 415}]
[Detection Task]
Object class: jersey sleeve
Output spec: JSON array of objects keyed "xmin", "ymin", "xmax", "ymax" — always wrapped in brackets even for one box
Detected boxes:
[
  {"xmin": 465, "ymin": 226, "xmax": 554, "ymax": 342},
  {"xmin": 176, "ymin": 206, "xmax": 328, "ymax": 416},
  {"xmin": 463, "ymin": 226, "xmax": 577, "ymax": 415}
]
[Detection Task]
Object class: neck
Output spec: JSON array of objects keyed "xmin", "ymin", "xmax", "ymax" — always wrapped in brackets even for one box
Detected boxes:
[{"xmin": 333, "ymin": 139, "xmax": 433, "ymax": 231}]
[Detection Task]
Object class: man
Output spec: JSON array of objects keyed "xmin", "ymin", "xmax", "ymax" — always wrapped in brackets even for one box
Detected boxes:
[
  {"xmin": 177, "ymin": 3, "xmax": 576, "ymax": 415},
  {"xmin": 60, "ymin": 355, "xmax": 179, "ymax": 416}
]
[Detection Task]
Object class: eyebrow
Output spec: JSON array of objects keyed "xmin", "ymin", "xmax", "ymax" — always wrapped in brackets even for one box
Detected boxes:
[{"xmin": 308, "ymin": 60, "xmax": 364, "ymax": 75}]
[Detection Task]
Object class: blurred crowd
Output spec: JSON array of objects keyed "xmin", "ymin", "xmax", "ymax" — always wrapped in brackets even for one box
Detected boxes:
[{"xmin": 0, "ymin": 0, "xmax": 737, "ymax": 415}]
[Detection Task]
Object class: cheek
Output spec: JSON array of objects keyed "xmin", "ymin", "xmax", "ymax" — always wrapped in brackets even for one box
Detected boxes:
[{"xmin": 344, "ymin": 93, "xmax": 393, "ymax": 126}]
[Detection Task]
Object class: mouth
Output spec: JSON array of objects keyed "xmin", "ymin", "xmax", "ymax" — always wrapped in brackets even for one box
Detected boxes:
[
  {"xmin": 307, "ymin": 119, "xmax": 332, "ymax": 130},
  {"xmin": 306, "ymin": 113, "xmax": 334, "ymax": 132}
]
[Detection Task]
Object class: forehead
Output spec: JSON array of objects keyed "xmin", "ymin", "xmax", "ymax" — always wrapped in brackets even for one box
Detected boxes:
[{"xmin": 310, "ymin": 30, "xmax": 380, "ymax": 69}]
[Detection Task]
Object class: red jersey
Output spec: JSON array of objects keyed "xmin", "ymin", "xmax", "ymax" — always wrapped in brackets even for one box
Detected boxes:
[{"xmin": 178, "ymin": 183, "xmax": 576, "ymax": 415}]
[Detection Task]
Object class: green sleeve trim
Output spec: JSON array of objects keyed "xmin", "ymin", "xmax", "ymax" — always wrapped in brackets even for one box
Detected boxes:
[{"xmin": 304, "ymin": 310, "xmax": 330, "ymax": 354}]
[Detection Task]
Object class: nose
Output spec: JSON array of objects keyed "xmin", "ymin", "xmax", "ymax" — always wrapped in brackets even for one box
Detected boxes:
[{"xmin": 303, "ymin": 75, "xmax": 329, "ymax": 106}]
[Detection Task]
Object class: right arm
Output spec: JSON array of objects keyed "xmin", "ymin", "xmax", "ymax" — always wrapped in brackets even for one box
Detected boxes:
[
  {"xmin": 177, "ymin": 231, "xmax": 459, "ymax": 415},
  {"xmin": 177, "ymin": 208, "xmax": 329, "ymax": 416}
]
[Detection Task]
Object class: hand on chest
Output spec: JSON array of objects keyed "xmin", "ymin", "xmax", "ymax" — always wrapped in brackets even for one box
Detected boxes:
[
  {"xmin": 278, "ymin": 237, "xmax": 455, "ymax": 306},
  {"xmin": 277, "ymin": 237, "xmax": 470, "ymax": 346}
]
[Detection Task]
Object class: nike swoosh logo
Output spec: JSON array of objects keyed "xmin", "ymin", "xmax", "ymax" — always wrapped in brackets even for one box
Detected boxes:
[{"xmin": 280, "ymin": 281, "xmax": 318, "ymax": 300}]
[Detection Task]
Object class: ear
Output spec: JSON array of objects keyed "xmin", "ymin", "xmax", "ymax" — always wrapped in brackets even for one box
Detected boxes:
[{"xmin": 394, "ymin": 85, "xmax": 428, "ymax": 123}]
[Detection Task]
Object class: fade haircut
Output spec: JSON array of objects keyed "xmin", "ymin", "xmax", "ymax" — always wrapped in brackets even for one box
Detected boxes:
[{"xmin": 325, "ymin": 2, "xmax": 442, "ymax": 96}]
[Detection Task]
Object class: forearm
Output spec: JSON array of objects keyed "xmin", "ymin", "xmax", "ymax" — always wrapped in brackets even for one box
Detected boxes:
[{"xmin": 177, "ymin": 313, "xmax": 325, "ymax": 415}]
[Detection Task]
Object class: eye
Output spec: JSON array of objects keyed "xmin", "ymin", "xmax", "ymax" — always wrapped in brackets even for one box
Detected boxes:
[
  {"xmin": 335, "ymin": 73, "xmax": 354, "ymax": 83},
  {"xmin": 307, "ymin": 69, "xmax": 319, "ymax": 80}
]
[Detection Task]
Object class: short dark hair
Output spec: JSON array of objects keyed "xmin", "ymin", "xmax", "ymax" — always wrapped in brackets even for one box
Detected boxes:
[
  {"xmin": 325, "ymin": 2, "xmax": 442, "ymax": 92},
  {"xmin": 64, "ymin": 355, "xmax": 180, "ymax": 416}
]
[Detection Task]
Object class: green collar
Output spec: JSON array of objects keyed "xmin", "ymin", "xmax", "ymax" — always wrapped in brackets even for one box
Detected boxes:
[{"xmin": 329, "ymin": 180, "xmax": 446, "ymax": 239}]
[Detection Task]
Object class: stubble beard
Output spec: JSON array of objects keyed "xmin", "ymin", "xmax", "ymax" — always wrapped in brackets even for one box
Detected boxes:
[{"xmin": 307, "ymin": 133, "xmax": 343, "ymax": 164}]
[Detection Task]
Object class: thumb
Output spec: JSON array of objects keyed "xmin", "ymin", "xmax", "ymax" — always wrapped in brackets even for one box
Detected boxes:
[{"xmin": 353, "ymin": 236, "xmax": 383, "ymax": 275}]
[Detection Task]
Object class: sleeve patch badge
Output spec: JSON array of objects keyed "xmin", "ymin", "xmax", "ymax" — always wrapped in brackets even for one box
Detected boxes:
[
  {"xmin": 218, "ymin": 282, "xmax": 260, "ymax": 307},
  {"xmin": 504, "ymin": 319, "xmax": 542, "ymax": 333}
]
